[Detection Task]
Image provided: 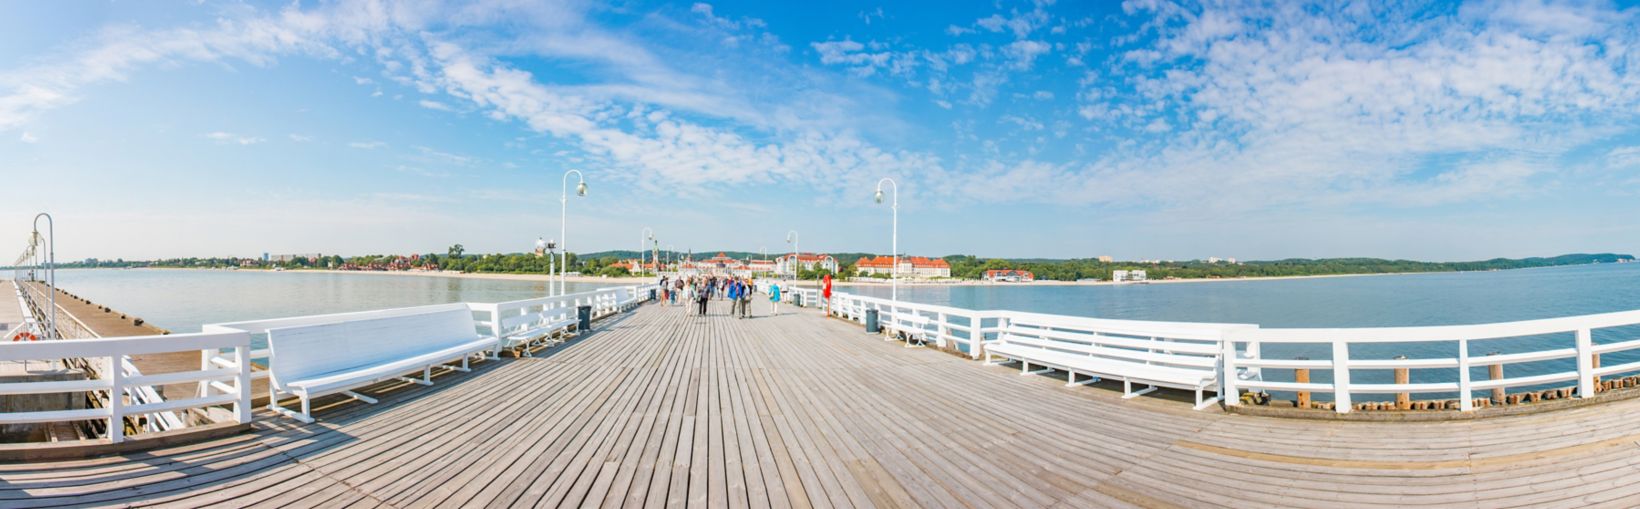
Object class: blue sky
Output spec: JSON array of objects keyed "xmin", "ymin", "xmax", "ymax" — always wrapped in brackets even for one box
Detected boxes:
[{"xmin": 3, "ymin": 0, "xmax": 1639, "ymax": 262}]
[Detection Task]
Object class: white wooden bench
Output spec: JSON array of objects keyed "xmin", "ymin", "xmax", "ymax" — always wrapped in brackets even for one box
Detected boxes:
[
  {"xmin": 985, "ymin": 324, "xmax": 1221, "ymax": 410},
  {"xmin": 266, "ymin": 305, "xmax": 499, "ymax": 423},
  {"xmin": 498, "ymin": 307, "xmax": 579, "ymax": 357},
  {"xmin": 884, "ymin": 312, "xmax": 933, "ymax": 348}
]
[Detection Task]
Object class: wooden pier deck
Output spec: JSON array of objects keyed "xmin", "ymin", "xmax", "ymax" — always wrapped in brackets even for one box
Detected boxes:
[{"xmin": 5, "ymin": 298, "xmax": 1640, "ymax": 508}]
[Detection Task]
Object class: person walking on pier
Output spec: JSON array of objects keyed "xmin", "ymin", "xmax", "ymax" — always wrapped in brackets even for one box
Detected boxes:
[
  {"xmin": 727, "ymin": 278, "xmax": 743, "ymax": 318},
  {"xmin": 768, "ymin": 282, "xmax": 782, "ymax": 316},
  {"xmin": 738, "ymin": 278, "xmax": 753, "ymax": 319},
  {"xmin": 697, "ymin": 282, "xmax": 710, "ymax": 315},
  {"xmin": 684, "ymin": 280, "xmax": 698, "ymax": 314}
]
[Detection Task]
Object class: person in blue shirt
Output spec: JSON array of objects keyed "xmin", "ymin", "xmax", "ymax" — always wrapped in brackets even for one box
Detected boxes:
[
  {"xmin": 727, "ymin": 278, "xmax": 742, "ymax": 317},
  {"xmin": 768, "ymin": 282, "xmax": 781, "ymax": 316}
]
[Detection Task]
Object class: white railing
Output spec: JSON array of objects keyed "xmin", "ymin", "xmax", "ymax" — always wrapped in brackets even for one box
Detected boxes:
[
  {"xmin": 828, "ymin": 291, "xmax": 1255, "ymax": 364},
  {"xmin": 13, "ymin": 280, "xmax": 185, "ymax": 432},
  {"xmin": 1225, "ymin": 309, "xmax": 1640, "ymax": 413},
  {"xmin": 208, "ymin": 284, "xmax": 659, "ymax": 370},
  {"xmin": 828, "ymin": 292, "xmax": 1006, "ymax": 358},
  {"xmin": 472, "ymin": 284, "xmax": 658, "ymax": 340},
  {"xmin": 0, "ymin": 331, "xmax": 253, "ymax": 443}
]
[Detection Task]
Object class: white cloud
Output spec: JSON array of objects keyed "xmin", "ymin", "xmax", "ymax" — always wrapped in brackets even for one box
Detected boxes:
[
  {"xmin": 204, "ymin": 131, "xmax": 265, "ymax": 145},
  {"xmin": 1610, "ymin": 146, "xmax": 1640, "ymax": 169},
  {"xmin": 19, "ymin": 131, "xmax": 37, "ymax": 143},
  {"xmin": 1002, "ymin": 40, "xmax": 1050, "ymax": 69},
  {"xmin": 418, "ymin": 99, "xmax": 454, "ymax": 111},
  {"xmin": 349, "ymin": 140, "xmax": 387, "ymax": 149},
  {"xmin": 1053, "ymin": 0, "xmax": 1640, "ymax": 210},
  {"xmin": 288, "ymin": 133, "xmax": 312, "ymax": 142}
]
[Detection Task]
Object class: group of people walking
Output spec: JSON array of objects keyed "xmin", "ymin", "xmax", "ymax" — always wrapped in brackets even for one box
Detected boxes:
[{"xmin": 657, "ymin": 275, "xmax": 781, "ymax": 318}]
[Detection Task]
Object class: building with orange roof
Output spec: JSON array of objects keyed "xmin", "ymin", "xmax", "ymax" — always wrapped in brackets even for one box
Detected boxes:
[{"xmin": 857, "ymin": 255, "xmax": 951, "ymax": 278}]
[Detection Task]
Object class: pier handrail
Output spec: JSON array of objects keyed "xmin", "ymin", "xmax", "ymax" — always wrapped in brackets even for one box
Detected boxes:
[
  {"xmin": 0, "ymin": 331, "xmax": 253, "ymax": 443},
  {"xmin": 14, "ymin": 280, "xmax": 186, "ymax": 432},
  {"xmin": 828, "ymin": 291, "xmax": 1257, "ymax": 364},
  {"xmin": 1224, "ymin": 308, "xmax": 1640, "ymax": 413}
]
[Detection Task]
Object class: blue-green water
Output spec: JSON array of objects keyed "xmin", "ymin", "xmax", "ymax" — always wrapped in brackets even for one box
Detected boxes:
[{"xmin": 46, "ymin": 268, "xmax": 620, "ymax": 333}]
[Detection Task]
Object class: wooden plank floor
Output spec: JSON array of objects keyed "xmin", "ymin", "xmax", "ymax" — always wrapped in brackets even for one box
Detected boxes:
[{"xmin": 6, "ymin": 297, "xmax": 1640, "ymax": 507}]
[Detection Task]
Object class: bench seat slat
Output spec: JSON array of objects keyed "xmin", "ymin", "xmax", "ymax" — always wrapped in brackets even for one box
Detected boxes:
[
  {"xmin": 1008, "ymin": 325, "xmax": 1220, "ymax": 355},
  {"xmin": 999, "ymin": 333, "xmax": 1217, "ymax": 369},
  {"xmin": 283, "ymin": 336, "xmax": 494, "ymax": 394},
  {"xmin": 988, "ymin": 343, "xmax": 1214, "ymax": 387}
]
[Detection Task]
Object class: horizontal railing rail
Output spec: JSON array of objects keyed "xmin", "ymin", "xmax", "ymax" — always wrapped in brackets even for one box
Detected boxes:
[
  {"xmin": 1225, "ymin": 309, "xmax": 1640, "ymax": 413},
  {"xmin": 0, "ymin": 331, "xmax": 252, "ymax": 443}
]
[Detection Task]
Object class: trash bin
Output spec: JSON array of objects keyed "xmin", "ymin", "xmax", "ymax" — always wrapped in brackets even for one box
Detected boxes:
[
  {"xmin": 577, "ymin": 305, "xmax": 592, "ymax": 331},
  {"xmin": 865, "ymin": 309, "xmax": 880, "ymax": 333},
  {"xmin": 793, "ymin": 293, "xmax": 805, "ymax": 308},
  {"xmin": 649, "ymin": 288, "xmax": 657, "ymax": 301}
]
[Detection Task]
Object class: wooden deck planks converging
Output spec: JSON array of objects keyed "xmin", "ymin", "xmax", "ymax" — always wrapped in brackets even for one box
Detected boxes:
[{"xmin": 8, "ymin": 297, "xmax": 1640, "ymax": 507}]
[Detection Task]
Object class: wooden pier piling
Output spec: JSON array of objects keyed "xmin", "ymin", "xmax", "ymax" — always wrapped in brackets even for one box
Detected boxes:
[
  {"xmin": 1393, "ymin": 355, "xmax": 1409, "ymax": 410},
  {"xmin": 1488, "ymin": 352, "xmax": 1504, "ymax": 403},
  {"xmin": 1295, "ymin": 356, "xmax": 1311, "ymax": 409}
]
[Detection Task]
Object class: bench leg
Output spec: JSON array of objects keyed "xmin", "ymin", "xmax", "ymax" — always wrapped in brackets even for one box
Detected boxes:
[
  {"xmin": 1193, "ymin": 387, "xmax": 1222, "ymax": 410},
  {"xmin": 1122, "ymin": 380, "xmax": 1157, "ymax": 399},
  {"xmin": 1067, "ymin": 372, "xmax": 1100, "ymax": 387},
  {"xmin": 904, "ymin": 334, "xmax": 926, "ymax": 348},
  {"xmin": 342, "ymin": 390, "xmax": 379, "ymax": 404},
  {"xmin": 1020, "ymin": 361, "xmax": 1051, "ymax": 376},
  {"xmin": 269, "ymin": 389, "xmax": 314, "ymax": 423}
]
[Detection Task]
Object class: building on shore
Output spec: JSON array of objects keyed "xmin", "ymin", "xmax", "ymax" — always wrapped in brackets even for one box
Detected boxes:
[
  {"xmin": 665, "ymin": 252, "xmax": 787, "ymax": 277},
  {"xmin": 983, "ymin": 269, "xmax": 1035, "ymax": 283},
  {"xmin": 1097, "ymin": 255, "xmax": 1114, "ymax": 263},
  {"xmin": 774, "ymin": 253, "xmax": 839, "ymax": 275},
  {"xmin": 857, "ymin": 256, "xmax": 952, "ymax": 278},
  {"xmin": 1112, "ymin": 269, "xmax": 1148, "ymax": 282}
]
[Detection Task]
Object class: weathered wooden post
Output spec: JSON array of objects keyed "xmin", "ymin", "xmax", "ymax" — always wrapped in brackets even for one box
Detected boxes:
[
  {"xmin": 1488, "ymin": 352, "xmax": 1504, "ymax": 404},
  {"xmin": 1295, "ymin": 356, "xmax": 1311, "ymax": 409},
  {"xmin": 1593, "ymin": 352, "xmax": 1602, "ymax": 392},
  {"xmin": 1390, "ymin": 355, "xmax": 1409, "ymax": 410}
]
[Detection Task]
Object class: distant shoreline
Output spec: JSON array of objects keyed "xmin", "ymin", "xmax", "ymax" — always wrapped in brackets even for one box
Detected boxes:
[{"xmin": 118, "ymin": 266, "xmax": 1414, "ymax": 287}]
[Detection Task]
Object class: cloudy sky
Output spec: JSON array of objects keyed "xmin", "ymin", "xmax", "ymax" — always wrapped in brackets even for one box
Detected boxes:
[{"xmin": 3, "ymin": 0, "xmax": 1639, "ymax": 262}]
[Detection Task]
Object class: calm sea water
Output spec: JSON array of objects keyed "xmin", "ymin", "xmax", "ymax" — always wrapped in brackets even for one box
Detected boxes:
[
  {"xmin": 47, "ymin": 269, "xmax": 620, "ymax": 333},
  {"xmin": 45, "ymin": 263, "xmax": 1640, "ymax": 400}
]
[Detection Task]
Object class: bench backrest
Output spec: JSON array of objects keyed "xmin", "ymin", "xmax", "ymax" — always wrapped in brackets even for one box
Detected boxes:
[
  {"xmin": 268, "ymin": 306, "xmax": 481, "ymax": 386},
  {"xmin": 998, "ymin": 324, "xmax": 1218, "ymax": 373}
]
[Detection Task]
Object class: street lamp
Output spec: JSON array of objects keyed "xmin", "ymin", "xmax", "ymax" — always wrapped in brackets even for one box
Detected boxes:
[
  {"xmin": 535, "ymin": 237, "xmax": 556, "ymax": 294},
  {"xmin": 875, "ymin": 178, "xmax": 898, "ymax": 303},
  {"xmin": 640, "ymin": 227, "xmax": 653, "ymax": 275},
  {"xmin": 785, "ymin": 231, "xmax": 798, "ymax": 281},
  {"xmin": 32, "ymin": 213, "xmax": 55, "ymax": 339},
  {"xmin": 559, "ymin": 170, "xmax": 587, "ymax": 297}
]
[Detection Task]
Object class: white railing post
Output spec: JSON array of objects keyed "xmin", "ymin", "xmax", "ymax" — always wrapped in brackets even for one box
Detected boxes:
[
  {"xmin": 107, "ymin": 354, "xmax": 125, "ymax": 443},
  {"xmin": 1220, "ymin": 336, "xmax": 1238, "ymax": 406},
  {"xmin": 1332, "ymin": 340, "xmax": 1351, "ymax": 413},
  {"xmin": 1577, "ymin": 328, "xmax": 1595, "ymax": 398},
  {"xmin": 1458, "ymin": 339, "xmax": 1473, "ymax": 411},
  {"xmin": 234, "ymin": 344, "xmax": 253, "ymax": 423}
]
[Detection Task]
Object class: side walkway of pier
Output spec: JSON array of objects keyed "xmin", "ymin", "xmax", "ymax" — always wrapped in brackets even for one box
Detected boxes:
[{"xmin": 4, "ymin": 298, "xmax": 1640, "ymax": 507}]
